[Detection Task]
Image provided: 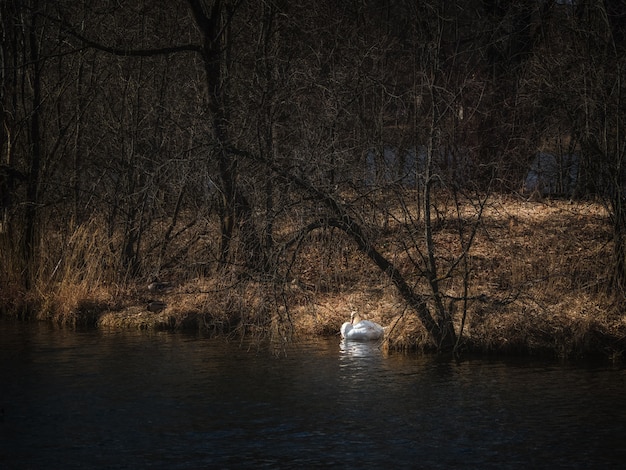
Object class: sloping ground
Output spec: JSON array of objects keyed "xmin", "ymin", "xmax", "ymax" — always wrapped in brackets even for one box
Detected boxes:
[
  {"xmin": 288, "ymin": 195, "xmax": 624, "ymax": 357},
  {"xmin": 2, "ymin": 194, "xmax": 624, "ymax": 358},
  {"xmin": 462, "ymin": 196, "xmax": 624, "ymax": 357}
]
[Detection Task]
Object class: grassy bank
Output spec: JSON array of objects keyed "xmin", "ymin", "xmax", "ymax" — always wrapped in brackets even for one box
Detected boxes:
[{"xmin": 1, "ymin": 194, "xmax": 624, "ymax": 359}]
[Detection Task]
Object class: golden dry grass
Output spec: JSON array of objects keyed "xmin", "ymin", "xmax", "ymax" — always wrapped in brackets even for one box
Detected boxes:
[
  {"xmin": 462, "ymin": 196, "xmax": 619, "ymax": 356},
  {"xmin": 27, "ymin": 219, "xmax": 119, "ymax": 326},
  {"xmin": 285, "ymin": 194, "xmax": 623, "ymax": 357},
  {"xmin": 2, "ymin": 193, "xmax": 625, "ymax": 358}
]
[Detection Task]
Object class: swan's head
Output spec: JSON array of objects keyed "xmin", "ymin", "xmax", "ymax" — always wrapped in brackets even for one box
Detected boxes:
[{"xmin": 350, "ymin": 310, "xmax": 362, "ymax": 325}]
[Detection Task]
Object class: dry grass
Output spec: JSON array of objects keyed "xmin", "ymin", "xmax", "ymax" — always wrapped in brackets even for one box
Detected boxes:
[
  {"xmin": 2, "ymin": 193, "xmax": 625, "ymax": 358},
  {"xmin": 461, "ymin": 195, "xmax": 621, "ymax": 357},
  {"xmin": 32, "ymin": 219, "xmax": 119, "ymax": 326},
  {"xmin": 285, "ymin": 194, "xmax": 624, "ymax": 358}
]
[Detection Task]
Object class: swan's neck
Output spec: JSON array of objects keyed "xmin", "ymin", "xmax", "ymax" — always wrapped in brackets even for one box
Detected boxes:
[{"xmin": 351, "ymin": 312, "xmax": 363, "ymax": 325}]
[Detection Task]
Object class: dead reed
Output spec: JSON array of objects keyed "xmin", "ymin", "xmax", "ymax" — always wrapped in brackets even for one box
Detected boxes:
[{"xmin": 32, "ymin": 219, "xmax": 119, "ymax": 326}]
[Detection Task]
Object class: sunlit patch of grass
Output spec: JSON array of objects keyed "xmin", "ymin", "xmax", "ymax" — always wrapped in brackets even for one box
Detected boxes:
[
  {"xmin": 285, "ymin": 194, "xmax": 620, "ymax": 357},
  {"xmin": 457, "ymin": 196, "xmax": 618, "ymax": 357}
]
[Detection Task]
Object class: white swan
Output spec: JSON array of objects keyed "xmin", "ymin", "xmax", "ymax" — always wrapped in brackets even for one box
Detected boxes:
[{"xmin": 340, "ymin": 311, "xmax": 384, "ymax": 341}]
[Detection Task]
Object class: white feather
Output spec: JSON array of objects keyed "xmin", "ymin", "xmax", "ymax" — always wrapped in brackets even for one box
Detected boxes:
[{"xmin": 340, "ymin": 312, "xmax": 384, "ymax": 341}]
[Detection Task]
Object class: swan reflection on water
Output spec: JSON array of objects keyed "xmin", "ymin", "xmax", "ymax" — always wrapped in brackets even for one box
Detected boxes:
[
  {"xmin": 338, "ymin": 339, "xmax": 388, "ymax": 400},
  {"xmin": 339, "ymin": 338, "xmax": 383, "ymax": 358}
]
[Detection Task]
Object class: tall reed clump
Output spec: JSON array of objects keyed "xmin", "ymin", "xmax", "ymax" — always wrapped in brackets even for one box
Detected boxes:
[{"xmin": 34, "ymin": 219, "xmax": 120, "ymax": 326}]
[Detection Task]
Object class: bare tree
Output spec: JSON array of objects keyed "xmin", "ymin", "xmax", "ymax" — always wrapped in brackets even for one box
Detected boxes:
[{"xmin": 571, "ymin": 1, "xmax": 626, "ymax": 293}]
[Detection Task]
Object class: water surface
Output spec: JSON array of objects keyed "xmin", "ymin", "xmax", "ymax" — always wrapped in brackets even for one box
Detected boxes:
[{"xmin": 1, "ymin": 319, "xmax": 625, "ymax": 468}]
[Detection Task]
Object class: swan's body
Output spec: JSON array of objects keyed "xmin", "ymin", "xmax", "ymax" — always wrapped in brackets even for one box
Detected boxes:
[{"xmin": 341, "ymin": 311, "xmax": 384, "ymax": 341}]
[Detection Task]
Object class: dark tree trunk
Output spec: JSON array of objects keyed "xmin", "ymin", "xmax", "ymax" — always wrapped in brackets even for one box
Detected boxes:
[{"xmin": 23, "ymin": 1, "xmax": 43, "ymax": 288}]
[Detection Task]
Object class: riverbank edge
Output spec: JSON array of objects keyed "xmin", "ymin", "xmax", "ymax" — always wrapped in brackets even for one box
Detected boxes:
[
  {"xmin": 2, "ymin": 286, "xmax": 625, "ymax": 361},
  {"xmin": 2, "ymin": 196, "xmax": 625, "ymax": 360}
]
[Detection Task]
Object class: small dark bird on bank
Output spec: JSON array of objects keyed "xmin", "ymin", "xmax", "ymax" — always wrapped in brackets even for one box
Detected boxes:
[
  {"xmin": 148, "ymin": 279, "xmax": 172, "ymax": 293},
  {"xmin": 147, "ymin": 300, "xmax": 167, "ymax": 313}
]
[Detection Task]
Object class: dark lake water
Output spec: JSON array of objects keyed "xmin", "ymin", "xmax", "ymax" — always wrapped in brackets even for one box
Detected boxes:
[{"xmin": 1, "ymin": 319, "xmax": 626, "ymax": 469}]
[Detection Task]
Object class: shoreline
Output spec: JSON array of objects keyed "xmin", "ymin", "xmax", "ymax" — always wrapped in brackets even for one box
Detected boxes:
[{"xmin": 2, "ymin": 195, "xmax": 625, "ymax": 360}]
